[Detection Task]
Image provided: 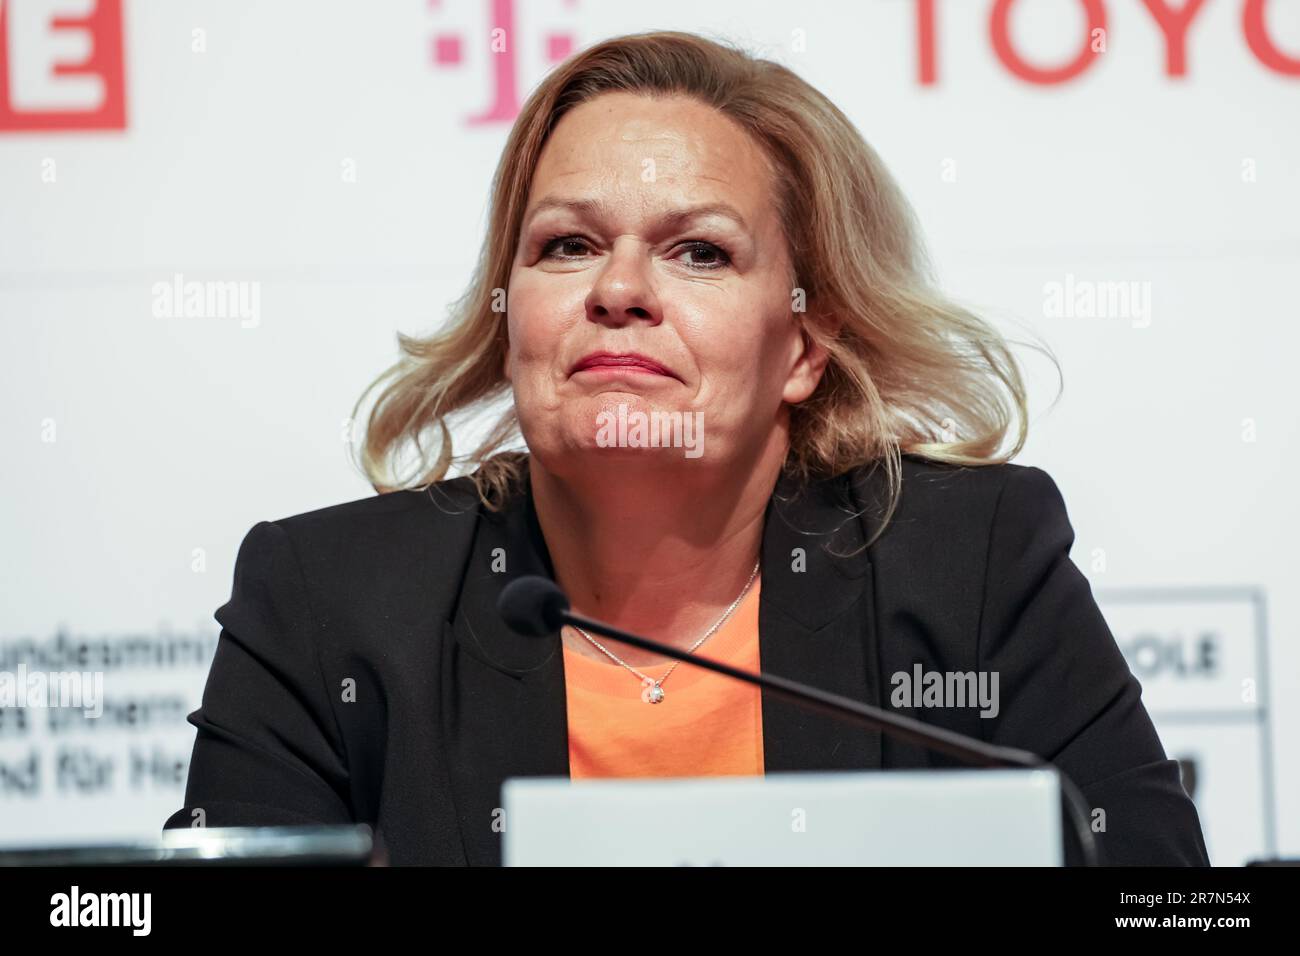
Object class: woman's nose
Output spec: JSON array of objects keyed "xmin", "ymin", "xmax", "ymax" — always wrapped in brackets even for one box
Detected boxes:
[{"xmin": 584, "ymin": 239, "xmax": 662, "ymax": 327}]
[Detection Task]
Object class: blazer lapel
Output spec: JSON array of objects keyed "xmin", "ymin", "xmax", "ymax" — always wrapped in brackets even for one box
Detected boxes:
[
  {"xmin": 757, "ymin": 468, "xmax": 883, "ymax": 774},
  {"xmin": 439, "ymin": 464, "xmax": 886, "ymax": 865},
  {"xmin": 442, "ymin": 479, "xmax": 569, "ymax": 866}
]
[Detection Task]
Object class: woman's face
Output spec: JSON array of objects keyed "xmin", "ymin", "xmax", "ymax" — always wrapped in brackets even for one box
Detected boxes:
[{"xmin": 505, "ymin": 91, "xmax": 828, "ymax": 476}]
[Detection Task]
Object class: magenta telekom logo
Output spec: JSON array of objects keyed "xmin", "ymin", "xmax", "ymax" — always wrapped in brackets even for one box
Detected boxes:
[{"xmin": 428, "ymin": 0, "xmax": 578, "ymax": 125}]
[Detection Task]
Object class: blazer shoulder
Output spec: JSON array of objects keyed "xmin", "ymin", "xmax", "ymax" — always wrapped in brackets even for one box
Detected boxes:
[
  {"xmin": 224, "ymin": 475, "xmax": 485, "ymax": 625},
  {"xmin": 854, "ymin": 454, "xmax": 1069, "ymax": 560},
  {"xmin": 231, "ymin": 475, "xmax": 484, "ymax": 596},
  {"xmin": 896, "ymin": 452, "xmax": 1040, "ymax": 490},
  {"xmin": 266, "ymin": 475, "xmax": 482, "ymax": 541},
  {"xmin": 892, "ymin": 453, "xmax": 1054, "ymax": 513}
]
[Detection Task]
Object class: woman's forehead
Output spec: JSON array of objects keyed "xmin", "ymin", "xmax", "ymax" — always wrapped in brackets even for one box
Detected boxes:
[{"xmin": 529, "ymin": 94, "xmax": 776, "ymax": 212}]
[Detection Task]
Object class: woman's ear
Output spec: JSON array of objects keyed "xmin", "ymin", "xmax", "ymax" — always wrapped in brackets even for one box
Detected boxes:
[{"xmin": 782, "ymin": 313, "xmax": 840, "ymax": 405}]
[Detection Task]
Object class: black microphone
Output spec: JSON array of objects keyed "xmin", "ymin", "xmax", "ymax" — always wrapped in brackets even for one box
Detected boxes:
[
  {"xmin": 498, "ymin": 575, "xmax": 571, "ymax": 636},
  {"xmin": 498, "ymin": 573, "xmax": 1100, "ymax": 866}
]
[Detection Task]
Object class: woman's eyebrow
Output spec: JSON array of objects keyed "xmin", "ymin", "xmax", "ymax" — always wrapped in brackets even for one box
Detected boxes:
[{"xmin": 522, "ymin": 196, "xmax": 750, "ymax": 232}]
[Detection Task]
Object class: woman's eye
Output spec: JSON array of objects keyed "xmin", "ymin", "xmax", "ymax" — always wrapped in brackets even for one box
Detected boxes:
[
  {"xmin": 539, "ymin": 235, "xmax": 730, "ymax": 271},
  {"xmin": 540, "ymin": 236, "xmax": 591, "ymax": 260},
  {"xmin": 677, "ymin": 241, "xmax": 730, "ymax": 270}
]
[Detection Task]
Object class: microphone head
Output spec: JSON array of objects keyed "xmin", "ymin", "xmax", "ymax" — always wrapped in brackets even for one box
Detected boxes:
[{"xmin": 497, "ymin": 575, "xmax": 570, "ymax": 637}]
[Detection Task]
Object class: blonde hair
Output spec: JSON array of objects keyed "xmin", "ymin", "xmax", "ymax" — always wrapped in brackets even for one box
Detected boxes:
[{"xmin": 353, "ymin": 30, "xmax": 1055, "ymax": 541}]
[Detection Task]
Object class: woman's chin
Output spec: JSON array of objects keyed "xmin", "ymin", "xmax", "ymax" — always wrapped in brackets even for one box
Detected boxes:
[{"xmin": 528, "ymin": 437, "xmax": 712, "ymax": 477}]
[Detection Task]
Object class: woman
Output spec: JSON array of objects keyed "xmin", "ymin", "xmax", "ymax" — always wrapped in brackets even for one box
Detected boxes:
[{"xmin": 165, "ymin": 31, "xmax": 1209, "ymax": 866}]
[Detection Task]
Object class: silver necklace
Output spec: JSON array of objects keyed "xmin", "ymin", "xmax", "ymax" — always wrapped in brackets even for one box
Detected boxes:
[{"xmin": 567, "ymin": 559, "xmax": 760, "ymax": 704}]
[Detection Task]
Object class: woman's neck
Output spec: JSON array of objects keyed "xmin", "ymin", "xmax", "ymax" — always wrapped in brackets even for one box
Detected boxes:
[{"xmin": 528, "ymin": 448, "xmax": 783, "ymax": 667}]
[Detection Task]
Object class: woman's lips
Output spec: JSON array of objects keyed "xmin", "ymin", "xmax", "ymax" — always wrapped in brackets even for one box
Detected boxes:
[
  {"xmin": 575, "ymin": 364, "xmax": 669, "ymax": 378},
  {"xmin": 570, "ymin": 352, "xmax": 677, "ymax": 379}
]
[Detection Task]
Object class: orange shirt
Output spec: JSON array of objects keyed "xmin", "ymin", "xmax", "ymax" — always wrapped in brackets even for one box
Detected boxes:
[{"xmin": 563, "ymin": 578, "xmax": 765, "ymax": 779}]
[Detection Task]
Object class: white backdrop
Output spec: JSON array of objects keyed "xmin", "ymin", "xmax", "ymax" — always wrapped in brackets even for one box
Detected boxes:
[{"xmin": 1, "ymin": 0, "xmax": 1296, "ymax": 864}]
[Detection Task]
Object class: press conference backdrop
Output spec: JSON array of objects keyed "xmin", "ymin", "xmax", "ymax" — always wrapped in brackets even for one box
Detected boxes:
[{"xmin": 1, "ymin": 0, "xmax": 1295, "ymax": 865}]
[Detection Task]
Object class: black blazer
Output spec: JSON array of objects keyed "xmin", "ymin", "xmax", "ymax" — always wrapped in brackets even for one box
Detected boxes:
[{"xmin": 164, "ymin": 454, "xmax": 1210, "ymax": 866}]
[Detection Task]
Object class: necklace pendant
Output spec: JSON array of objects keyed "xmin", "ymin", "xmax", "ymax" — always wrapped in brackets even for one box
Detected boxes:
[{"xmin": 642, "ymin": 682, "xmax": 665, "ymax": 704}]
